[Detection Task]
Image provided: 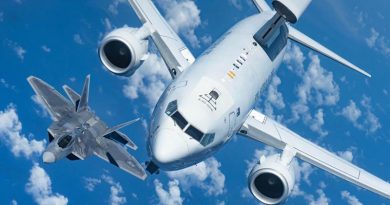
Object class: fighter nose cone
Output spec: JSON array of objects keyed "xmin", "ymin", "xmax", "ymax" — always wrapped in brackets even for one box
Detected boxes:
[
  {"xmin": 152, "ymin": 129, "xmax": 188, "ymax": 166},
  {"xmin": 43, "ymin": 152, "xmax": 55, "ymax": 163}
]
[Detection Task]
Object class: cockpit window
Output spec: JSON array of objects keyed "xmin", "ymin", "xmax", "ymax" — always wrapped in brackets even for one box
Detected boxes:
[
  {"xmin": 58, "ymin": 135, "xmax": 72, "ymax": 148},
  {"xmin": 165, "ymin": 100, "xmax": 178, "ymax": 116},
  {"xmin": 171, "ymin": 112, "xmax": 188, "ymax": 129},
  {"xmin": 200, "ymin": 133, "xmax": 215, "ymax": 146},
  {"xmin": 185, "ymin": 125, "xmax": 203, "ymax": 141},
  {"xmin": 165, "ymin": 100, "xmax": 215, "ymax": 146}
]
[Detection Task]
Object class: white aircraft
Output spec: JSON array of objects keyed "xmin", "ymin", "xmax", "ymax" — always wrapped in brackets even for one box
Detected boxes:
[{"xmin": 98, "ymin": 0, "xmax": 390, "ymax": 204}]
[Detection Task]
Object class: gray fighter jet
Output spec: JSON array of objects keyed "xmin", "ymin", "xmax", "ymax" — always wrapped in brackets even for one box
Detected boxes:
[{"xmin": 28, "ymin": 75, "xmax": 147, "ymax": 180}]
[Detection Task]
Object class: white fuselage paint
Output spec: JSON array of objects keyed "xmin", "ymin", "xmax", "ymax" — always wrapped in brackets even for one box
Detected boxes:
[{"xmin": 148, "ymin": 12, "xmax": 286, "ymax": 170}]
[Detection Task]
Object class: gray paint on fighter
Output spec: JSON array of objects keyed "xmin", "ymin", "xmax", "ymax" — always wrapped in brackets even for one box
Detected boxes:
[{"xmin": 28, "ymin": 75, "xmax": 146, "ymax": 180}]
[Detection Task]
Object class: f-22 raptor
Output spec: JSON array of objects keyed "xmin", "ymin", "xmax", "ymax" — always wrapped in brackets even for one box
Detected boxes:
[{"xmin": 28, "ymin": 75, "xmax": 146, "ymax": 180}]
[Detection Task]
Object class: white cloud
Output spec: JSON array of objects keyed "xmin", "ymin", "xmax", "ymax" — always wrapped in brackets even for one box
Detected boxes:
[
  {"xmin": 10, "ymin": 200, "xmax": 17, "ymax": 205},
  {"xmin": 263, "ymin": 75, "xmax": 285, "ymax": 121},
  {"xmin": 366, "ymin": 28, "xmax": 379, "ymax": 48},
  {"xmin": 0, "ymin": 78, "xmax": 16, "ymax": 90},
  {"xmin": 122, "ymin": 53, "xmax": 171, "ymax": 108},
  {"xmin": 101, "ymin": 175, "xmax": 127, "ymax": 205},
  {"xmin": 73, "ymin": 34, "xmax": 84, "ymax": 45},
  {"xmin": 305, "ymin": 189, "xmax": 330, "ymax": 205},
  {"xmin": 83, "ymin": 175, "xmax": 126, "ymax": 205},
  {"xmin": 340, "ymin": 96, "xmax": 381, "ymax": 134},
  {"xmin": 287, "ymin": 51, "xmax": 339, "ymax": 137},
  {"xmin": 14, "ymin": 0, "xmax": 22, "ymax": 4},
  {"xmin": 83, "ymin": 177, "xmax": 101, "ymax": 192},
  {"xmin": 341, "ymin": 191, "xmax": 363, "ymax": 205},
  {"xmin": 229, "ymin": 0, "xmax": 243, "ymax": 10},
  {"xmin": 157, "ymin": 0, "xmax": 202, "ymax": 48},
  {"xmin": 0, "ymin": 104, "xmax": 46, "ymax": 158},
  {"xmin": 0, "ymin": 12, "xmax": 4, "ymax": 22},
  {"xmin": 154, "ymin": 179, "xmax": 183, "ymax": 205},
  {"xmin": 341, "ymin": 100, "xmax": 362, "ymax": 125},
  {"xmin": 365, "ymin": 28, "xmax": 390, "ymax": 56},
  {"xmin": 283, "ymin": 43, "xmax": 306, "ymax": 73},
  {"xmin": 337, "ymin": 148, "xmax": 355, "ymax": 162},
  {"xmin": 8, "ymin": 41, "xmax": 26, "ymax": 61},
  {"xmin": 167, "ymin": 157, "xmax": 225, "ymax": 196},
  {"xmin": 41, "ymin": 45, "xmax": 51, "ymax": 53},
  {"xmin": 108, "ymin": 0, "xmax": 126, "ymax": 15},
  {"xmin": 25, "ymin": 163, "xmax": 68, "ymax": 205}
]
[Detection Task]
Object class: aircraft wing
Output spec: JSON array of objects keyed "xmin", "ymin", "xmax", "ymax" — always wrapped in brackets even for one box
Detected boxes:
[
  {"xmin": 239, "ymin": 110, "xmax": 390, "ymax": 199},
  {"xmin": 127, "ymin": 0, "xmax": 195, "ymax": 78},
  {"xmin": 94, "ymin": 137, "xmax": 147, "ymax": 180},
  {"xmin": 28, "ymin": 76, "xmax": 74, "ymax": 121}
]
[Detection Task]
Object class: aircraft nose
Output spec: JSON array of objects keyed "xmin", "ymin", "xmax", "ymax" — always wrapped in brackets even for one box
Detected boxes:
[
  {"xmin": 42, "ymin": 151, "xmax": 56, "ymax": 163},
  {"xmin": 152, "ymin": 128, "xmax": 189, "ymax": 166}
]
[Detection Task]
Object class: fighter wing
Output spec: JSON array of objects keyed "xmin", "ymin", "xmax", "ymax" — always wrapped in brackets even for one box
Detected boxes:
[
  {"xmin": 239, "ymin": 110, "xmax": 390, "ymax": 199},
  {"xmin": 28, "ymin": 76, "xmax": 74, "ymax": 121},
  {"xmin": 94, "ymin": 137, "xmax": 147, "ymax": 180},
  {"xmin": 128, "ymin": 0, "xmax": 195, "ymax": 78}
]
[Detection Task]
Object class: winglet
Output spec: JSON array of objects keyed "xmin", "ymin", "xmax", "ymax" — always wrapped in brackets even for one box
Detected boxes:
[
  {"xmin": 287, "ymin": 25, "xmax": 371, "ymax": 78},
  {"xmin": 77, "ymin": 75, "xmax": 91, "ymax": 111}
]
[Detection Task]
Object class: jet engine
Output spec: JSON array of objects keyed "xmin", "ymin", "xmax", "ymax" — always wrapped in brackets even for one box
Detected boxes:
[
  {"xmin": 99, "ymin": 27, "xmax": 149, "ymax": 77},
  {"xmin": 272, "ymin": 0, "xmax": 312, "ymax": 23},
  {"xmin": 248, "ymin": 154, "xmax": 295, "ymax": 205}
]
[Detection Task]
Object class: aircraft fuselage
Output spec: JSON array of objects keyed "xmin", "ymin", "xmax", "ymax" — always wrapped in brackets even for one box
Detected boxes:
[{"xmin": 148, "ymin": 11, "xmax": 286, "ymax": 170}]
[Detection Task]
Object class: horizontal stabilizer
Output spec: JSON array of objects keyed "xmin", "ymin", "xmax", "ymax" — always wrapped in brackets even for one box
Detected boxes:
[
  {"xmin": 63, "ymin": 85, "xmax": 81, "ymax": 106},
  {"xmin": 287, "ymin": 25, "xmax": 371, "ymax": 77}
]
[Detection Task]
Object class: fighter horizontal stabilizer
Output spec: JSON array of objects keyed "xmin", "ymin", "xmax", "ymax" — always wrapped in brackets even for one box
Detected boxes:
[
  {"xmin": 103, "ymin": 118, "xmax": 141, "ymax": 136},
  {"xmin": 94, "ymin": 137, "xmax": 147, "ymax": 180},
  {"xmin": 287, "ymin": 25, "xmax": 371, "ymax": 77},
  {"xmin": 77, "ymin": 75, "xmax": 91, "ymax": 111},
  {"xmin": 63, "ymin": 85, "xmax": 81, "ymax": 107}
]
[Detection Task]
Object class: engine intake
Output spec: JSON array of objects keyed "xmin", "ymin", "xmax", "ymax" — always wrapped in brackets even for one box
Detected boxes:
[
  {"xmin": 248, "ymin": 154, "xmax": 295, "ymax": 205},
  {"xmin": 99, "ymin": 27, "xmax": 149, "ymax": 77}
]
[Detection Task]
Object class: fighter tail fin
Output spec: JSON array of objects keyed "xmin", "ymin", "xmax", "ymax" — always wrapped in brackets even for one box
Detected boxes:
[{"xmin": 77, "ymin": 75, "xmax": 91, "ymax": 111}]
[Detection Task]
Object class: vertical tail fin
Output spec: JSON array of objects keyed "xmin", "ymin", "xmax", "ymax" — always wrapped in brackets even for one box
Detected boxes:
[{"xmin": 77, "ymin": 75, "xmax": 91, "ymax": 111}]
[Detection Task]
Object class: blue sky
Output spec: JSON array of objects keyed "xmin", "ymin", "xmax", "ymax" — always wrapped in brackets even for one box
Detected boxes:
[{"xmin": 0, "ymin": 0, "xmax": 389, "ymax": 204}]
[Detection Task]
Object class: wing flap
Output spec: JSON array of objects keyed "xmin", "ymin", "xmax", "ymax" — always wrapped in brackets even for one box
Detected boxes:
[
  {"xmin": 28, "ymin": 76, "xmax": 73, "ymax": 121},
  {"xmin": 240, "ymin": 110, "xmax": 390, "ymax": 199},
  {"xmin": 128, "ymin": 0, "xmax": 195, "ymax": 77}
]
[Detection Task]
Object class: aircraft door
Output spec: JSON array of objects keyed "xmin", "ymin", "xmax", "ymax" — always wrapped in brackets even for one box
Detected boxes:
[{"xmin": 228, "ymin": 111, "xmax": 236, "ymax": 138}]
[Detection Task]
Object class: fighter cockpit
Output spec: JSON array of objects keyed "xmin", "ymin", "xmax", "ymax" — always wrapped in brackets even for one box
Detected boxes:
[
  {"xmin": 57, "ymin": 135, "xmax": 73, "ymax": 149},
  {"xmin": 165, "ymin": 100, "xmax": 215, "ymax": 146}
]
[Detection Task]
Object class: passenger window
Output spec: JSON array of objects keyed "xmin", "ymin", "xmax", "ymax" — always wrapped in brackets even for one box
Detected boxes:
[
  {"xmin": 171, "ymin": 112, "xmax": 188, "ymax": 129},
  {"xmin": 200, "ymin": 133, "xmax": 215, "ymax": 146},
  {"xmin": 185, "ymin": 125, "xmax": 203, "ymax": 141},
  {"xmin": 58, "ymin": 135, "xmax": 72, "ymax": 148}
]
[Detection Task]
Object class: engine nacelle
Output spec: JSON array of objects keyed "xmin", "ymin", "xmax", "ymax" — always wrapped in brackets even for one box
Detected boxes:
[
  {"xmin": 272, "ymin": 0, "xmax": 312, "ymax": 23},
  {"xmin": 99, "ymin": 27, "xmax": 149, "ymax": 77},
  {"xmin": 248, "ymin": 154, "xmax": 295, "ymax": 205}
]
